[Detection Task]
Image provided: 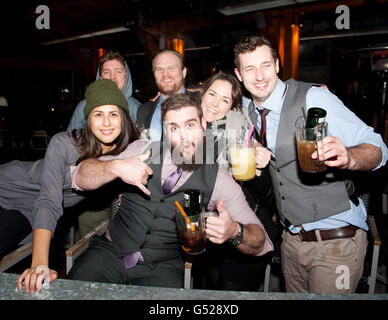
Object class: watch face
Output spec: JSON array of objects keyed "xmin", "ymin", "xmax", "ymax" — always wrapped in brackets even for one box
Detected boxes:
[{"xmin": 229, "ymin": 223, "xmax": 244, "ymax": 246}]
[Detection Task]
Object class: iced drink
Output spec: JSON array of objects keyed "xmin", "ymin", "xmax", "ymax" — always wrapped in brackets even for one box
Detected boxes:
[
  {"xmin": 176, "ymin": 211, "xmax": 206, "ymax": 255},
  {"xmin": 179, "ymin": 230, "xmax": 207, "ymax": 254},
  {"xmin": 295, "ymin": 116, "xmax": 327, "ymax": 173},
  {"xmin": 296, "ymin": 139, "xmax": 326, "ymax": 172},
  {"xmin": 229, "ymin": 144, "xmax": 256, "ymax": 181}
]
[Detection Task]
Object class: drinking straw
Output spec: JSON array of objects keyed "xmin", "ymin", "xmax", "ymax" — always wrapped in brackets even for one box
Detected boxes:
[
  {"xmin": 174, "ymin": 201, "xmax": 194, "ymax": 230},
  {"xmin": 246, "ymin": 124, "xmax": 255, "ymax": 146}
]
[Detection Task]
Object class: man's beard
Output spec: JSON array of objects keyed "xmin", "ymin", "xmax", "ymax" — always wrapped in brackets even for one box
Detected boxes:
[
  {"xmin": 158, "ymin": 79, "xmax": 184, "ymax": 96},
  {"xmin": 169, "ymin": 137, "xmax": 206, "ymax": 172}
]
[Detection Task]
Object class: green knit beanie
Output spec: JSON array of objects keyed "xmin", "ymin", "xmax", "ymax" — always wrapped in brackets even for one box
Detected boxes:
[{"xmin": 84, "ymin": 79, "xmax": 129, "ymax": 119}]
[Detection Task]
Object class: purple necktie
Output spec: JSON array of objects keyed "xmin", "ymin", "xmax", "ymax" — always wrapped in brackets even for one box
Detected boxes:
[
  {"xmin": 259, "ymin": 108, "xmax": 270, "ymax": 148},
  {"xmin": 105, "ymin": 230, "xmax": 142, "ymax": 269},
  {"xmin": 162, "ymin": 167, "xmax": 183, "ymax": 194},
  {"xmin": 123, "ymin": 251, "xmax": 142, "ymax": 269}
]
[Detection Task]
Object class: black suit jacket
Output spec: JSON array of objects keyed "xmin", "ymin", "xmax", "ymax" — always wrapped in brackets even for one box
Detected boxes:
[{"xmin": 136, "ymin": 96, "xmax": 161, "ymax": 129}]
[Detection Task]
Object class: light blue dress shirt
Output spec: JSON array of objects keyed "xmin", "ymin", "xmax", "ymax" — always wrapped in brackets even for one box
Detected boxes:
[
  {"xmin": 250, "ymin": 79, "xmax": 388, "ymax": 233},
  {"xmin": 149, "ymin": 96, "xmax": 165, "ymax": 142},
  {"xmin": 148, "ymin": 88, "xmax": 186, "ymax": 141}
]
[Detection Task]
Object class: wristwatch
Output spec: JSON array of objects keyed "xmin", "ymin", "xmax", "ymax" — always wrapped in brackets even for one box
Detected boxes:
[{"xmin": 229, "ymin": 222, "xmax": 244, "ymax": 246}]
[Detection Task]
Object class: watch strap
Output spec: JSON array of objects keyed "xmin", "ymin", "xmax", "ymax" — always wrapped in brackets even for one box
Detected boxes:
[{"xmin": 229, "ymin": 222, "xmax": 244, "ymax": 246}]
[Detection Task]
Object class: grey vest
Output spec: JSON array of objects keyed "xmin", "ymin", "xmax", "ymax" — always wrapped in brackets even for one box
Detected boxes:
[
  {"xmin": 248, "ymin": 78, "xmax": 351, "ymax": 225},
  {"xmin": 109, "ymin": 141, "xmax": 218, "ymax": 268}
]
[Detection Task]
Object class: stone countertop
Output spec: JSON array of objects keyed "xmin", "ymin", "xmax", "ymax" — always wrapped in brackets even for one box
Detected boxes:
[{"xmin": 1, "ymin": 272, "xmax": 387, "ymax": 300}]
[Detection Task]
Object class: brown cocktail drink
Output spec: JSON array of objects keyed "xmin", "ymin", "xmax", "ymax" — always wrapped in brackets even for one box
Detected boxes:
[
  {"xmin": 179, "ymin": 229, "xmax": 207, "ymax": 254},
  {"xmin": 175, "ymin": 209, "xmax": 206, "ymax": 255},
  {"xmin": 295, "ymin": 115, "xmax": 327, "ymax": 173},
  {"xmin": 296, "ymin": 139, "xmax": 326, "ymax": 172}
]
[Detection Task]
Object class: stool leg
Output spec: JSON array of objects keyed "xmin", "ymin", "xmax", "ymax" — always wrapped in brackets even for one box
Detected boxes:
[
  {"xmin": 264, "ymin": 263, "xmax": 271, "ymax": 292},
  {"xmin": 184, "ymin": 260, "xmax": 193, "ymax": 289},
  {"xmin": 368, "ymin": 244, "xmax": 380, "ymax": 294},
  {"xmin": 382, "ymin": 193, "xmax": 387, "ymax": 215}
]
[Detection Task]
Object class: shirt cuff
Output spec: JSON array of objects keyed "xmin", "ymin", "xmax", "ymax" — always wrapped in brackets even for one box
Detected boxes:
[{"xmin": 70, "ymin": 165, "xmax": 83, "ymax": 191}]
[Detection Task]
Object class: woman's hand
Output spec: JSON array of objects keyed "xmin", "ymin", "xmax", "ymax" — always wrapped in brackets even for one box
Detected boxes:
[
  {"xmin": 18, "ymin": 265, "xmax": 58, "ymax": 293},
  {"xmin": 253, "ymin": 139, "xmax": 271, "ymax": 176}
]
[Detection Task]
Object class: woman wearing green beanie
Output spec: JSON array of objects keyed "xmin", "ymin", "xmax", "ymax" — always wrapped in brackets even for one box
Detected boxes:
[
  {"xmin": 0, "ymin": 79, "xmax": 141, "ymax": 292},
  {"xmin": 71, "ymin": 78, "xmax": 133, "ymax": 160}
]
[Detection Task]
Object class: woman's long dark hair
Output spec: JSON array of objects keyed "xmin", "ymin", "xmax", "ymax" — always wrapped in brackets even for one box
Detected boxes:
[
  {"xmin": 200, "ymin": 72, "xmax": 243, "ymax": 111},
  {"xmin": 71, "ymin": 108, "xmax": 139, "ymax": 164}
]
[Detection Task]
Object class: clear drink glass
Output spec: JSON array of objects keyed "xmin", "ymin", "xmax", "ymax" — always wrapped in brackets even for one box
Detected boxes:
[
  {"xmin": 202, "ymin": 206, "xmax": 219, "ymax": 239},
  {"xmin": 175, "ymin": 204, "xmax": 207, "ymax": 255},
  {"xmin": 295, "ymin": 116, "xmax": 327, "ymax": 173},
  {"xmin": 229, "ymin": 139, "xmax": 256, "ymax": 181}
]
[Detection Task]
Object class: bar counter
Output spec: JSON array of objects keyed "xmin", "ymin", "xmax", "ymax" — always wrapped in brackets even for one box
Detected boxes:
[{"xmin": 1, "ymin": 272, "xmax": 387, "ymax": 300}]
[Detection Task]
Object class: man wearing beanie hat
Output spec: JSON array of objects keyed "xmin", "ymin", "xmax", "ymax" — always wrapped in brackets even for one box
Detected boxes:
[{"xmin": 84, "ymin": 79, "xmax": 129, "ymax": 120}]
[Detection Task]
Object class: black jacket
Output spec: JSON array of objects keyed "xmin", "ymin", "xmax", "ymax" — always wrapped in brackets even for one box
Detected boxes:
[{"xmin": 136, "ymin": 97, "xmax": 161, "ymax": 130}]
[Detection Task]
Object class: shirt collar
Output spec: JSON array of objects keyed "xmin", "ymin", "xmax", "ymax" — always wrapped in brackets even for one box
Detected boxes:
[{"xmin": 160, "ymin": 87, "xmax": 186, "ymax": 104}]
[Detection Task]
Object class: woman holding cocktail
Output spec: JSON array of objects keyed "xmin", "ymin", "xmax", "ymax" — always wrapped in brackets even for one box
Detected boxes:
[
  {"xmin": 198, "ymin": 72, "xmax": 279, "ymax": 291},
  {"xmin": 201, "ymin": 72, "xmax": 270, "ymax": 173}
]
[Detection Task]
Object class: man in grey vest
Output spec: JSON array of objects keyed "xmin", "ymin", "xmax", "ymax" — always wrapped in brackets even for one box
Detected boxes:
[
  {"xmin": 234, "ymin": 35, "xmax": 388, "ymax": 293},
  {"xmin": 68, "ymin": 93, "xmax": 273, "ymax": 288}
]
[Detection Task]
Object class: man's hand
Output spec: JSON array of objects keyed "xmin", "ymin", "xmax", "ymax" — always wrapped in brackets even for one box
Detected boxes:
[
  {"xmin": 18, "ymin": 265, "xmax": 58, "ymax": 293},
  {"xmin": 111, "ymin": 151, "xmax": 153, "ymax": 195},
  {"xmin": 75, "ymin": 150, "xmax": 154, "ymax": 194},
  {"xmin": 311, "ymin": 137, "xmax": 382, "ymax": 171},
  {"xmin": 311, "ymin": 136, "xmax": 349, "ymax": 169},
  {"xmin": 205, "ymin": 201, "xmax": 239, "ymax": 244},
  {"xmin": 253, "ymin": 140, "xmax": 271, "ymax": 176}
]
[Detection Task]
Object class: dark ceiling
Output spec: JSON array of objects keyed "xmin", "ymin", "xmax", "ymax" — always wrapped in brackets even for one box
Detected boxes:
[
  {"xmin": 2, "ymin": 1, "xmax": 387, "ymax": 69},
  {"xmin": 3, "ymin": 1, "xmax": 236, "ymax": 57},
  {"xmin": 1, "ymin": 0, "xmax": 260, "ymax": 84}
]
